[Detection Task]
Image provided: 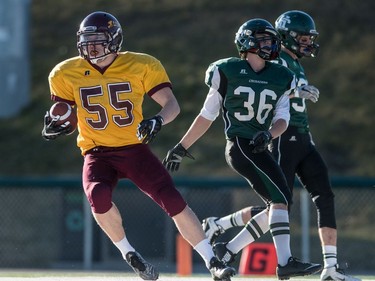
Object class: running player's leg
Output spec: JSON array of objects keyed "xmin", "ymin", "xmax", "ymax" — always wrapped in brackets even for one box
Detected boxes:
[
  {"xmin": 82, "ymin": 151, "xmax": 159, "ymax": 280},
  {"xmin": 202, "ymin": 206, "xmax": 266, "ymax": 244},
  {"xmin": 222, "ymin": 137, "xmax": 291, "ymax": 264},
  {"xmin": 127, "ymin": 145, "xmax": 235, "ymax": 280},
  {"xmin": 297, "ymin": 149, "xmax": 358, "ymax": 280},
  {"xmin": 218, "ymin": 138, "xmax": 321, "ymax": 279}
]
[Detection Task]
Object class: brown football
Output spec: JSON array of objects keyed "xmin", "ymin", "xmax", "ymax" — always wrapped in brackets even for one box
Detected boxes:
[{"xmin": 49, "ymin": 102, "xmax": 78, "ymax": 134}]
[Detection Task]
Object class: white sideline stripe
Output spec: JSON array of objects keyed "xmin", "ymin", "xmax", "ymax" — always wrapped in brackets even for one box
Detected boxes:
[
  {"xmin": 0, "ymin": 271, "xmax": 338, "ymax": 281},
  {"xmin": 0, "ymin": 277, "xmax": 322, "ymax": 281},
  {"xmin": 0, "ymin": 275, "xmax": 282, "ymax": 281}
]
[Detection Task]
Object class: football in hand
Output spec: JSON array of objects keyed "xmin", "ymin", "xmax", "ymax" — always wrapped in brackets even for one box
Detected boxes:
[{"xmin": 49, "ymin": 102, "xmax": 78, "ymax": 134}]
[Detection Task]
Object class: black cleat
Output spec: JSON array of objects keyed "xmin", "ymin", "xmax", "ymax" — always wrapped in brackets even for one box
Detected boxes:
[
  {"xmin": 277, "ymin": 256, "xmax": 322, "ymax": 280},
  {"xmin": 125, "ymin": 251, "xmax": 159, "ymax": 280},
  {"xmin": 209, "ymin": 256, "xmax": 236, "ymax": 281},
  {"xmin": 213, "ymin": 242, "xmax": 236, "ymax": 265}
]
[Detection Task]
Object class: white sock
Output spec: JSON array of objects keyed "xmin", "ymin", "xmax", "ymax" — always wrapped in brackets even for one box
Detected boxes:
[
  {"xmin": 269, "ymin": 208, "xmax": 291, "ymax": 266},
  {"xmin": 193, "ymin": 238, "xmax": 214, "ymax": 268},
  {"xmin": 323, "ymin": 245, "xmax": 337, "ymax": 268},
  {"xmin": 217, "ymin": 210, "xmax": 245, "ymax": 230},
  {"xmin": 227, "ymin": 209, "xmax": 269, "ymax": 254},
  {"xmin": 113, "ymin": 236, "xmax": 135, "ymax": 260}
]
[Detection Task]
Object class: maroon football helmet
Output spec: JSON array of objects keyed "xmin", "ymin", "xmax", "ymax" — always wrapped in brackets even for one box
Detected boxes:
[{"xmin": 77, "ymin": 11, "xmax": 123, "ymax": 63}]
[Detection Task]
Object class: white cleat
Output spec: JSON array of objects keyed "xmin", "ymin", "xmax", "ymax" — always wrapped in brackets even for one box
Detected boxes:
[
  {"xmin": 202, "ymin": 217, "xmax": 225, "ymax": 244},
  {"xmin": 321, "ymin": 264, "xmax": 361, "ymax": 281}
]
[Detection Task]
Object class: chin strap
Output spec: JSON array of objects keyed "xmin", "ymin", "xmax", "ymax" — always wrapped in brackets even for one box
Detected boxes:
[{"xmin": 89, "ymin": 53, "xmax": 111, "ymax": 64}]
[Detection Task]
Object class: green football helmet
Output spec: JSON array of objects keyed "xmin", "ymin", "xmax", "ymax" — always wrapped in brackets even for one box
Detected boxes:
[
  {"xmin": 234, "ymin": 18, "xmax": 281, "ymax": 60},
  {"xmin": 275, "ymin": 10, "xmax": 319, "ymax": 58}
]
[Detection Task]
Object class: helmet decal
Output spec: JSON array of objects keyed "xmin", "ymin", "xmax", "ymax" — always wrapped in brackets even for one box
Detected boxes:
[
  {"xmin": 276, "ymin": 16, "xmax": 291, "ymax": 31},
  {"xmin": 108, "ymin": 20, "xmax": 115, "ymax": 28}
]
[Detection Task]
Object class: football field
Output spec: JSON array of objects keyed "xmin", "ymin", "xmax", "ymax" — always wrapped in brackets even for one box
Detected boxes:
[{"xmin": 0, "ymin": 271, "xmax": 373, "ymax": 281}]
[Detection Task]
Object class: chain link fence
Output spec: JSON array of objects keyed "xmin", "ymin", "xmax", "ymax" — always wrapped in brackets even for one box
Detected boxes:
[{"xmin": 0, "ymin": 176, "xmax": 373, "ymax": 274}]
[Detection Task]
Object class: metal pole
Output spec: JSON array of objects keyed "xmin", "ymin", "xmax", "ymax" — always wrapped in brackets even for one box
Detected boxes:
[
  {"xmin": 300, "ymin": 189, "xmax": 310, "ymax": 261},
  {"xmin": 83, "ymin": 197, "xmax": 93, "ymax": 270}
]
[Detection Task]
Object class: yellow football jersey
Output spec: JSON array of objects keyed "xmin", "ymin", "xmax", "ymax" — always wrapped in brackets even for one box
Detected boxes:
[{"xmin": 48, "ymin": 51, "xmax": 172, "ymax": 155}]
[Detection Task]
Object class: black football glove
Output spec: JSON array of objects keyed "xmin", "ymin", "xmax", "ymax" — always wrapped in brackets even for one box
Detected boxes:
[
  {"xmin": 137, "ymin": 115, "xmax": 164, "ymax": 144},
  {"xmin": 162, "ymin": 143, "xmax": 195, "ymax": 172},
  {"xmin": 41, "ymin": 111, "xmax": 72, "ymax": 141},
  {"xmin": 250, "ymin": 131, "xmax": 273, "ymax": 153}
]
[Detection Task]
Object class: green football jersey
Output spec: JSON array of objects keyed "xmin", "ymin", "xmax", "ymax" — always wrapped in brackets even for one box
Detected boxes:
[
  {"xmin": 205, "ymin": 57, "xmax": 296, "ymax": 140},
  {"xmin": 276, "ymin": 51, "xmax": 310, "ymax": 133}
]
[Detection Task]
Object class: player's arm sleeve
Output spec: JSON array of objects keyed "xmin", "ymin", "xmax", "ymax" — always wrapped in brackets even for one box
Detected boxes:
[
  {"xmin": 144, "ymin": 56, "xmax": 172, "ymax": 96},
  {"xmin": 272, "ymin": 74, "xmax": 296, "ymax": 125},
  {"xmin": 278, "ymin": 58, "xmax": 288, "ymax": 67},
  {"xmin": 199, "ymin": 65, "xmax": 223, "ymax": 121},
  {"xmin": 273, "ymin": 58, "xmax": 299, "ymax": 99},
  {"xmin": 285, "ymin": 74, "xmax": 297, "ymax": 98},
  {"xmin": 273, "ymin": 94, "xmax": 290, "ymax": 125},
  {"xmin": 48, "ymin": 66, "xmax": 75, "ymax": 104}
]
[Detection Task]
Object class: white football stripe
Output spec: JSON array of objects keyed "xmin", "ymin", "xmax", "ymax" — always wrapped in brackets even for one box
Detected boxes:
[{"xmin": 50, "ymin": 104, "xmax": 72, "ymax": 121}]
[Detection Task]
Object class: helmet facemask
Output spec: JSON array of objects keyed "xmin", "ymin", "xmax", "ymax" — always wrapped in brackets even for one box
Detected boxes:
[
  {"xmin": 284, "ymin": 30, "xmax": 319, "ymax": 58},
  {"xmin": 235, "ymin": 29, "xmax": 281, "ymax": 61},
  {"xmin": 77, "ymin": 31, "xmax": 112, "ymax": 64},
  {"xmin": 76, "ymin": 12, "xmax": 123, "ymax": 64},
  {"xmin": 254, "ymin": 33, "xmax": 281, "ymax": 60}
]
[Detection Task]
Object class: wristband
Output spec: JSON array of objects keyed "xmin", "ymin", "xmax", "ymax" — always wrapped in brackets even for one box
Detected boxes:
[{"xmin": 156, "ymin": 115, "xmax": 164, "ymax": 125}]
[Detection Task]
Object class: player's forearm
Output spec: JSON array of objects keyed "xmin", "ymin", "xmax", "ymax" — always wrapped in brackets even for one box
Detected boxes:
[
  {"xmin": 157, "ymin": 97, "xmax": 180, "ymax": 125},
  {"xmin": 180, "ymin": 115, "xmax": 213, "ymax": 149},
  {"xmin": 269, "ymin": 119, "xmax": 288, "ymax": 138},
  {"xmin": 151, "ymin": 87, "xmax": 180, "ymax": 125}
]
